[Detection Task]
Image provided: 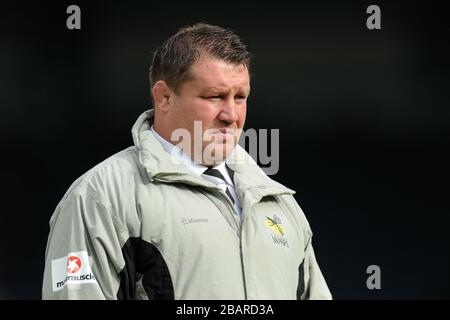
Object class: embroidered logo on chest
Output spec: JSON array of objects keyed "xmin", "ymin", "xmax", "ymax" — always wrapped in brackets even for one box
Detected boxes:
[{"xmin": 265, "ymin": 214, "xmax": 289, "ymax": 248}]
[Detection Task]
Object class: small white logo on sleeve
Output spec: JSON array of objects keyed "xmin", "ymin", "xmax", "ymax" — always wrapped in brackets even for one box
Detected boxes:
[{"xmin": 51, "ymin": 251, "xmax": 97, "ymax": 292}]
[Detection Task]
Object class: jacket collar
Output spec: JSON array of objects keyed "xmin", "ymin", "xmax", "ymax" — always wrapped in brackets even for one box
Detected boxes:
[{"xmin": 132, "ymin": 110, "xmax": 295, "ymax": 203}]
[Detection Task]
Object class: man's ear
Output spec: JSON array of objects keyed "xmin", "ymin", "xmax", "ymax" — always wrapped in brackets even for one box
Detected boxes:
[{"xmin": 152, "ymin": 80, "xmax": 172, "ymax": 112}]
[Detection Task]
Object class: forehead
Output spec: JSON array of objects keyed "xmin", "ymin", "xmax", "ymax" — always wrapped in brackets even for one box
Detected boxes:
[{"xmin": 185, "ymin": 57, "xmax": 250, "ymax": 91}]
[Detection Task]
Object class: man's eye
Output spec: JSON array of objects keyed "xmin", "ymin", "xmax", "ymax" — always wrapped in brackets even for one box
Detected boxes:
[{"xmin": 235, "ymin": 95, "xmax": 246, "ymax": 100}]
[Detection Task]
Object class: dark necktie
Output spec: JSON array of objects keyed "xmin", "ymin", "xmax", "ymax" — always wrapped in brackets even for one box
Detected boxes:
[{"xmin": 202, "ymin": 167, "xmax": 235, "ymax": 205}]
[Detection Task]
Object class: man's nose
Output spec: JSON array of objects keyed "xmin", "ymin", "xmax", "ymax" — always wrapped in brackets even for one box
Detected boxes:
[{"xmin": 218, "ymin": 98, "xmax": 239, "ymax": 124}]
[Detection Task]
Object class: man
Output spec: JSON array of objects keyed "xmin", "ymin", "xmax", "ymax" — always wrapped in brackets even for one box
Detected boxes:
[{"xmin": 42, "ymin": 23, "xmax": 332, "ymax": 300}]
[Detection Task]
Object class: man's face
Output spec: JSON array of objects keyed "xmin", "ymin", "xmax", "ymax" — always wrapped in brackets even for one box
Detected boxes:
[{"xmin": 166, "ymin": 56, "xmax": 250, "ymax": 166}]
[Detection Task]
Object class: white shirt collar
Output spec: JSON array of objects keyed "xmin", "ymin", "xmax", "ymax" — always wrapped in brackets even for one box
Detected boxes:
[{"xmin": 150, "ymin": 126, "xmax": 234, "ymax": 186}]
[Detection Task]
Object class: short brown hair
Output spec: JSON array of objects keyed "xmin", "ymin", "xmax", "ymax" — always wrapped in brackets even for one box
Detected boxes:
[{"xmin": 149, "ymin": 23, "xmax": 251, "ymax": 95}]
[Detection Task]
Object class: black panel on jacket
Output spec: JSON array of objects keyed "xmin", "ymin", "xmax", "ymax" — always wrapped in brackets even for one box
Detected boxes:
[
  {"xmin": 297, "ymin": 259, "xmax": 305, "ymax": 300},
  {"xmin": 117, "ymin": 237, "xmax": 174, "ymax": 300}
]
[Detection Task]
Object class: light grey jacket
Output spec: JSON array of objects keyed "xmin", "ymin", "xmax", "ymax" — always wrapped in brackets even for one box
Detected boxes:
[{"xmin": 42, "ymin": 110, "xmax": 332, "ymax": 300}]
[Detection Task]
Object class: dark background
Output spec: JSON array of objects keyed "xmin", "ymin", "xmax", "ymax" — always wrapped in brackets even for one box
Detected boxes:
[{"xmin": 1, "ymin": 0, "xmax": 449, "ymax": 299}]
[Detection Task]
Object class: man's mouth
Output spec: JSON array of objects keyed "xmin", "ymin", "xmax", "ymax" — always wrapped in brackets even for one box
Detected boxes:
[
  {"xmin": 218, "ymin": 127, "xmax": 237, "ymax": 135},
  {"xmin": 207, "ymin": 128, "xmax": 236, "ymax": 143}
]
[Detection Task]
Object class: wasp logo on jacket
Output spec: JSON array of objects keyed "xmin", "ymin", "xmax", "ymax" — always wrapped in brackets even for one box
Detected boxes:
[
  {"xmin": 265, "ymin": 214, "xmax": 289, "ymax": 248},
  {"xmin": 51, "ymin": 251, "xmax": 97, "ymax": 292}
]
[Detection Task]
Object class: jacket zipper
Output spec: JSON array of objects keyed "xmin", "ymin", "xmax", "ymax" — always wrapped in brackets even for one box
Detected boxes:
[{"xmin": 216, "ymin": 188, "xmax": 248, "ymax": 299}]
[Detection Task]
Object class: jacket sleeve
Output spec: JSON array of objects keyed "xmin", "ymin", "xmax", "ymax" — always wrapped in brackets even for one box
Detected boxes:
[
  {"xmin": 42, "ymin": 182, "xmax": 126, "ymax": 300},
  {"xmin": 284, "ymin": 194, "xmax": 332, "ymax": 300},
  {"xmin": 302, "ymin": 240, "xmax": 332, "ymax": 300}
]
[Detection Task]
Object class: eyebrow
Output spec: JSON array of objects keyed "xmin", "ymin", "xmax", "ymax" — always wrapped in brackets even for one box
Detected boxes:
[
  {"xmin": 204, "ymin": 86, "xmax": 225, "ymax": 91},
  {"xmin": 204, "ymin": 86, "xmax": 251, "ymax": 94}
]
